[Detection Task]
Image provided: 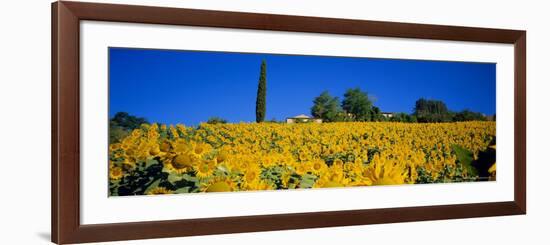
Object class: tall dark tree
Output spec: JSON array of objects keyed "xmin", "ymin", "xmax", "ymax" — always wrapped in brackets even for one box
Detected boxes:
[
  {"xmin": 311, "ymin": 91, "xmax": 342, "ymax": 122},
  {"xmin": 342, "ymin": 88, "xmax": 373, "ymax": 121},
  {"xmin": 255, "ymin": 60, "xmax": 267, "ymax": 123},
  {"xmin": 413, "ymin": 98, "xmax": 452, "ymax": 122},
  {"xmin": 110, "ymin": 112, "xmax": 148, "ymax": 130},
  {"xmin": 371, "ymin": 106, "xmax": 384, "ymax": 121},
  {"xmin": 109, "ymin": 112, "xmax": 148, "ymax": 143}
]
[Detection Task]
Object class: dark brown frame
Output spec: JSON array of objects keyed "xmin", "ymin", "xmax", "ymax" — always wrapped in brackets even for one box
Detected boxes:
[{"xmin": 52, "ymin": 1, "xmax": 526, "ymax": 244}]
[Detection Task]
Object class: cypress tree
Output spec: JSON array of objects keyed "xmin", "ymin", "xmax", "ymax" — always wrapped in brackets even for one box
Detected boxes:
[{"xmin": 255, "ymin": 60, "xmax": 267, "ymax": 123}]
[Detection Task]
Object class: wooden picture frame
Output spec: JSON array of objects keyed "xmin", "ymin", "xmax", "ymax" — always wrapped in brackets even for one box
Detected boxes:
[{"xmin": 51, "ymin": 1, "xmax": 526, "ymax": 244}]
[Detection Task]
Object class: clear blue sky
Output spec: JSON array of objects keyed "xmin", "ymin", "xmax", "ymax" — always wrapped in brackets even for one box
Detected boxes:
[{"xmin": 109, "ymin": 47, "xmax": 496, "ymax": 126}]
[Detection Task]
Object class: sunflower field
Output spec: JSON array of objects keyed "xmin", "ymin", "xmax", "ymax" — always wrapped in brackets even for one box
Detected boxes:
[{"xmin": 108, "ymin": 121, "xmax": 496, "ymax": 196}]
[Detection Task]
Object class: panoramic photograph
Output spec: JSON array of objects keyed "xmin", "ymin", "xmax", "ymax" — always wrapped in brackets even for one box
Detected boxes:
[{"xmin": 108, "ymin": 47, "xmax": 496, "ymax": 197}]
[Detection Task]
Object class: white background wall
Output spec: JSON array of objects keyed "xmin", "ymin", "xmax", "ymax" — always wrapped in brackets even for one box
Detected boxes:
[{"xmin": 0, "ymin": 0, "xmax": 548, "ymax": 244}]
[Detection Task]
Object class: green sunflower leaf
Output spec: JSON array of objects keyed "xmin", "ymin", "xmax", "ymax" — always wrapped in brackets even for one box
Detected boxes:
[
  {"xmin": 167, "ymin": 173, "xmax": 182, "ymax": 184},
  {"xmin": 144, "ymin": 178, "xmax": 161, "ymax": 194},
  {"xmin": 451, "ymin": 144, "xmax": 478, "ymax": 176},
  {"xmin": 174, "ymin": 187, "xmax": 191, "ymax": 194},
  {"xmin": 145, "ymin": 158, "xmax": 159, "ymax": 168},
  {"xmin": 299, "ymin": 174, "xmax": 317, "ymax": 188}
]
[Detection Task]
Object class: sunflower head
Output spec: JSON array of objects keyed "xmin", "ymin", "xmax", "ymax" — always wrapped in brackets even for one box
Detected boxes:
[
  {"xmin": 159, "ymin": 141, "xmax": 171, "ymax": 152},
  {"xmin": 109, "ymin": 167, "xmax": 123, "ymax": 181},
  {"xmin": 216, "ymin": 150, "xmax": 229, "ymax": 164},
  {"xmin": 333, "ymin": 158, "xmax": 344, "ymax": 167},
  {"xmin": 244, "ymin": 169, "xmax": 259, "ymax": 183},
  {"xmin": 193, "ymin": 142, "xmax": 212, "ymax": 156},
  {"xmin": 298, "ymin": 151, "xmax": 309, "ymax": 161},
  {"xmin": 206, "ymin": 182, "xmax": 231, "ymax": 192},
  {"xmin": 312, "ymin": 161, "xmax": 323, "ymax": 171},
  {"xmin": 201, "ymin": 176, "xmax": 237, "ymax": 193},
  {"xmin": 146, "ymin": 187, "xmax": 173, "ymax": 195},
  {"xmin": 109, "ymin": 143, "xmax": 121, "ymax": 151},
  {"xmin": 149, "ymin": 145, "xmax": 161, "ymax": 156},
  {"xmin": 167, "ymin": 153, "xmax": 197, "ymax": 174},
  {"xmin": 195, "ymin": 159, "xmax": 216, "ymax": 178}
]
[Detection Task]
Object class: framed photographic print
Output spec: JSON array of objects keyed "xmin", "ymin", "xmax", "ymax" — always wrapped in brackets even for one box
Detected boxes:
[{"xmin": 52, "ymin": 1, "xmax": 526, "ymax": 244}]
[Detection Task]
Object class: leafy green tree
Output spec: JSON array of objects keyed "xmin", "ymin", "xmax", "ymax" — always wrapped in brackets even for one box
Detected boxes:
[
  {"xmin": 390, "ymin": 112, "xmax": 416, "ymax": 123},
  {"xmin": 109, "ymin": 112, "xmax": 148, "ymax": 143},
  {"xmin": 371, "ymin": 106, "xmax": 385, "ymax": 121},
  {"xmin": 453, "ymin": 110, "xmax": 487, "ymax": 122},
  {"xmin": 255, "ymin": 60, "xmax": 267, "ymax": 123},
  {"xmin": 109, "ymin": 126, "xmax": 130, "ymax": 144},
  {"xmin": 342, "ymin": 88, "xmax": 373, "ymax": 121},
  {"xmin": 335, "ymin": 111, "xmax": 354, "ymax": 122},
  {"xmin": 413, "ymin": 98, "xmax": 452, "ymax": 122},
  {"xmin": 311, "ymin": 91, "xmax": 342, "ymax": 122},
  {"xmin": 110, "ymin": 112, "xmax": 148, "ymax": 130}
]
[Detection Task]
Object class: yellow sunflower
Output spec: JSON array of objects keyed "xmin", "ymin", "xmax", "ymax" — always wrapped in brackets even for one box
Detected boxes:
[
  {"xmin": 293, "ymin": 162, "xmax": 311, "ymax": 176},
  {"xmin": 159, "ymin": 141, "xmax": 171, "ymax": 153},
  {"xmin": 166, "ymin": 152, "xmax": 197, "ymax": 174},
  {"xmin": 192, "ymin": 142, "xmax": 212, "ymax": 156},
  {"xmin": 298, "ymin": 150, "xmax": 310, "ymax": 162},
  {"xmin": 245, "ymin": 179, "xmax": 275, "ymax": 191},
  {"xmin": 109, "ymin": 143, "xmax": 121, "ymax": 151},
  {"xmin": 172, "ymin": 139, "xmax": 192, "ymax": 153},
  {"xmin": 333, "ymin": 158, "xmax": 344, "ymax": 167},
  {"xmin": 216, "ymin": 150, "xmax": 229, "ymax": 164},
  {"xmin": 149, "ymin": 144, "xmax": 161, "ymax": 157},
  {"xmin": 146, "ymin": 187, "xmax": 173, "ymax": 195},
  {"xmin": 241, "ymin": 167, "xmax": 261, "ymax": 189},
  {"xmin": 311, "ymin": 159, "xmax": 327, "ymax": 175},
  {"xmin": 200, "ymin": 176, "xmax": 237, "ymax": 192},
  {"xmin": 109, "ymin": 167, "xmax": 123, "ymax": 181},
  {"xmin": 195, "ymin": 159, "xmax": 216, "ymax": 178},
  {"xmin": 363, "ymin": 156, "xmax": 407, "ymax": 186}
]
